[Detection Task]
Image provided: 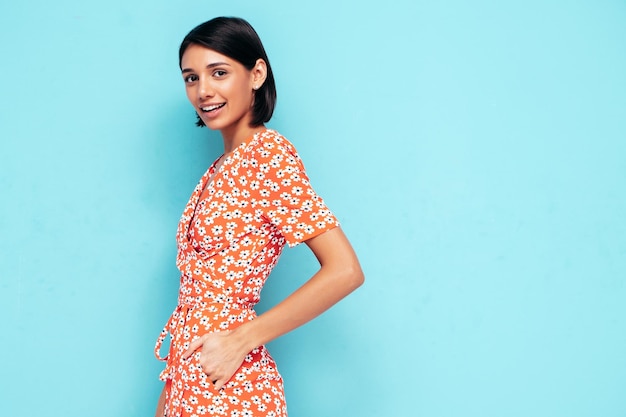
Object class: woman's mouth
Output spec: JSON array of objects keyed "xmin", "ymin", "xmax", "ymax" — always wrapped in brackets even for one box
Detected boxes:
[{"xmin": 201, "ymin": 103, "xmax": 226, "ymax": 113}]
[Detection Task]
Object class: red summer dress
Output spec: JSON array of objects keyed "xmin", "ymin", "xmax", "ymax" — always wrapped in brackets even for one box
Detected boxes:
[{"xmin": 155, "ymin": 129, "xmax": 338, "ymax": 416}]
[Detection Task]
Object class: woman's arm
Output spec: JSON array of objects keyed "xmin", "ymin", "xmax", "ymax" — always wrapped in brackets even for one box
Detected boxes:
[
  {"xmin": 239, "ymin": 226, "xmax": 364, "ymax": 346},
  {"xmin": 183, "ymin": 226, "xmax": 364, "ymax": 390}
]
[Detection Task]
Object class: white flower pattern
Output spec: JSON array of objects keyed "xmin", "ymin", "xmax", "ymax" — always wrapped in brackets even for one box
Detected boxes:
[{"xmin": 155, "ymin": 130, "xmax": 338, "ymax": 416}]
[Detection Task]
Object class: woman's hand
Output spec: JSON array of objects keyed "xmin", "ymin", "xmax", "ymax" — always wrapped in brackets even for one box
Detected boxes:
[{"xmin": 182, "ymin": 330, "xmax": 250, "ymax": 391}]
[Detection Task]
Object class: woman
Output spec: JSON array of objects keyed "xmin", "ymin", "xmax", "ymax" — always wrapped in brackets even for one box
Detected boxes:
[{"xmin": 155, "ymin": 17, "xmax": 364, "ymax": 417}]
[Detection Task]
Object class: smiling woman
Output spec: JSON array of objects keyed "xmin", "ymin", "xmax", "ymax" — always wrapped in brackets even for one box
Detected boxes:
[
  {"xmin": 153, "ymin": 17, "xmax": 364, "ymax": 417},
  {"xmin": 180, "ymin": 45, "xmax": 266, "ymax": 145},
  {"xmin": 179, "ymin": 17, "xmax": 277, "ymax": 131}
]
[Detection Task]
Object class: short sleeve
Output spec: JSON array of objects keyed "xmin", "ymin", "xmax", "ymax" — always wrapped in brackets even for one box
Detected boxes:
[{"xmin": 244, "ymin": 131, "xmax": 339, "ymax": 247}]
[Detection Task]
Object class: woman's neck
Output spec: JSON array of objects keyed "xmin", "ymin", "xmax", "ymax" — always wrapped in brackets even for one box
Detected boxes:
[{"xmin": 221, "ymin": 123, "xmax": 266, "ymax": 154}]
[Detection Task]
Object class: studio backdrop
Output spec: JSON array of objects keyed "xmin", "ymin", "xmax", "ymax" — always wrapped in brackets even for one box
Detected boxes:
[{"xmin": 1, "ymin": 1, "xmax": 625, "ymax": 416}]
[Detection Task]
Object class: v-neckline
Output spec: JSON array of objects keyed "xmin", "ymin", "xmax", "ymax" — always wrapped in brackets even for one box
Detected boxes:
[{"xmin": 191, "ymin": 129, "xmax": 266, "ymax": 223}]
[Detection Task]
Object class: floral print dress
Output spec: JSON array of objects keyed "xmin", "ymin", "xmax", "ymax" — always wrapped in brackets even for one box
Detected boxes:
[{"xmin": 155, "ymin": 129, "xmax": 338, "ymax": 416}]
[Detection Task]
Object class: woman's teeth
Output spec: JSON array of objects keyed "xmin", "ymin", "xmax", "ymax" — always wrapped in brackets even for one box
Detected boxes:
[{"xmin": 201, "ymin": 103, "xmax": 225, "ymax": 112}]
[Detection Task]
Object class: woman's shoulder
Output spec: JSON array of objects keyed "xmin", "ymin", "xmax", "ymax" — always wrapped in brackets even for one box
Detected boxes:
[{"xmin": 245, "ymin": 129, "xmax": 300, "ymax": 158}]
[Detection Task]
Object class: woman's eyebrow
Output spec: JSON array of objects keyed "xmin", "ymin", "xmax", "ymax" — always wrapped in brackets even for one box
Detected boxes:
[{"xmin": 181, "ymin": 62, "xmax": 231, "ymax": 73}]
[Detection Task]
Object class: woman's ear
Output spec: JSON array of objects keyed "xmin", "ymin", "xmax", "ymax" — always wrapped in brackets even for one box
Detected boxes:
[{"xmin": 251, "ymin": 58, "xmax": 268, "ymax": 90}]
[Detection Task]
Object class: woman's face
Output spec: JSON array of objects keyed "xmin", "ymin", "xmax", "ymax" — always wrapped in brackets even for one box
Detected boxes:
[{"xmin": 181, "ymin": 44, "xmax": 260, "ymax": 134}]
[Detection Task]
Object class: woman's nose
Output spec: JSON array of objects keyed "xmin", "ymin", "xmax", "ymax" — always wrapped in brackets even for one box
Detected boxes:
[{"xmin": 198, "ymin": 78, "xmax": 214, "ymax": 98}]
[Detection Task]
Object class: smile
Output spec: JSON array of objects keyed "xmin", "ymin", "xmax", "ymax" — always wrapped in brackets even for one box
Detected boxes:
[{"xmin": 201, "ymin": 103, "xmax": 225, "ymax": 112}]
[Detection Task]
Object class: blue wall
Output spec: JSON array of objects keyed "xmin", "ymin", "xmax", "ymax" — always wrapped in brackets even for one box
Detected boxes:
[{"xmin": 1, "ymin": 1, "xmax": 625, "ymax": 416}]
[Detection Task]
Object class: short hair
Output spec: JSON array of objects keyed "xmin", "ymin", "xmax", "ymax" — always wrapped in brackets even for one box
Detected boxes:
[{"xmin": 179, "ymin": 17, "xmax": 277, "ymax": 127}]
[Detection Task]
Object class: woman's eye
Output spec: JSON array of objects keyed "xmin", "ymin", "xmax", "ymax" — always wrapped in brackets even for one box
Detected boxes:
[
  {"xmin": 184, "ymin": 74, "xmax": 198, "ymax": 83},
  {"xmin": 213, "ymin": 70, "xmax": 227, "ymax": 78}
]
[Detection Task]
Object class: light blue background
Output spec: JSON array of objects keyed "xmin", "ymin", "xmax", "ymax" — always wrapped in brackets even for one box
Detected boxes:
[{"xmin": 1, "ymin": 1, "xmax": 625, "ymax": 416}]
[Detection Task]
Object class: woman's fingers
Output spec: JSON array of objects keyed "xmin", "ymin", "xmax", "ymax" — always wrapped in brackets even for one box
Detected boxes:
[
  {"xmin": 201, "ymin": 365, "xmax": 227, "ymax": 390},
  {"xmin": 181, "ymin": 330, "xmax": 244, "ymax": 390},
  {"xmin": 213, "ymin": 377, "xmax": 227, "ymax": 391},
  {"xmin": 182, "ymin": 335, "xmax": 206, "ymax": 359}
]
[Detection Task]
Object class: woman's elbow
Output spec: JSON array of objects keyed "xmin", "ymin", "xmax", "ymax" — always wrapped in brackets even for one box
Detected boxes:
[{"xmin": 345, "ymin": 262, "xmax": 365, "ymax": 291}]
